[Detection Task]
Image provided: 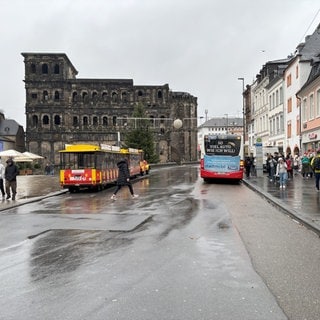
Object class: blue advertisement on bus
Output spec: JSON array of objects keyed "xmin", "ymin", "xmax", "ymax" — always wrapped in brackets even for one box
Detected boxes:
[{"xmin": 204, "ymin": 155, "xmax": 240, "ymax": 172}]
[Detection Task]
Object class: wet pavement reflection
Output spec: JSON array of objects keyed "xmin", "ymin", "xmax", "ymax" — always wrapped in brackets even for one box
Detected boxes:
[{"xmin": 0, "ymin": 166, "xmax": 313, "ymax": 319}]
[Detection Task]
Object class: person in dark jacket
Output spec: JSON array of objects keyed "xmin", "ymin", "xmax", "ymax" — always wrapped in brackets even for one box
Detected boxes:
[
  {"xmin": 110, "ymin": 158, "xmax": 139, "ymax": 200},
  {"xmin": 4, "ymin": 157, "xmax": 19, "ymax": 200}
]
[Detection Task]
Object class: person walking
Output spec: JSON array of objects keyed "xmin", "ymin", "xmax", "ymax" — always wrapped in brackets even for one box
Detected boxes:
[
  {"xmin": 285, "ymin": 154, "xmax": 293, "ymax": 179},
  {"xmin": 0, "ymin": 158, "xmax": 5, "ymax": 199},
  {"xmin": 110, "ymin": 158, "xmax": 139, "ymax": 200},
  {"xmin": 311, "ymin": 149, "xmax": 320, "ymax": 192},
  {"xmin": 4, "ymin": 157, "xmax": 19, "ymax": 200},
  {"xmin": 268, "ymin": 155, "xmax": 277, "ymax": 182},
  {"xmin": 301, "ymin": 153, "xmax": 311, "ymax": 179},
  {"xmin": 276, "ymin": 157, "xmax": 288, "ymax": 189},
  {"xmin": 244, "ymin": 156, "xmax": 252, "ymax": 179}
]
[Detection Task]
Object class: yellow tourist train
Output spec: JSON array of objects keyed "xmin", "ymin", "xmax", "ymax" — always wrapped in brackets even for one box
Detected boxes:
[{"xmin": 59, "ymin": 144, "xmax": 149, "ymax": 192}]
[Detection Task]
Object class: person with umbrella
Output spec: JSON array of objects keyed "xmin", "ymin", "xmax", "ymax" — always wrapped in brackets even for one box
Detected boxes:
[{"xmin": 5, "ymin": 157, "xmax": 19, "ymax": 200}]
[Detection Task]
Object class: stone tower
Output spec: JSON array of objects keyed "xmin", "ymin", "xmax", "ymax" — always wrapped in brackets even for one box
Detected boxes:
[{"xmin": 21, "ymin": 52, "xmax": 198, "ymax": 164}]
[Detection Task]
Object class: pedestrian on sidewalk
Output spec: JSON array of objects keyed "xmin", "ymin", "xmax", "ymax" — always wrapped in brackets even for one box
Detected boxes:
[
  {"xmin": 0, "ymin": 158, "xmax": 5, "ymax": 199},
  {"xmin": 110, "ymin": 158, "xmax": 139, "ymax": 200},
  {"xmin": 276, "ymin": 157, "xmax": 288, "ymax": 189},
  {"xmin": 268, "ymin": 155, "xmax": 277, "ymax": 182},
  {"xmin": 4, "ymin": 157, "xmax": 19, "ymax": 200},
  {"xmin": 301, "ymin": 153, "xmax": 310, "ymax": 178},
  {"xmin": 244, "ymin": 156, "xmax": 252, "ymax": 179},
  {"xmin": 285, "ymin": 154, "xmax": 293, "ymax": 179},
  {"xmin": 311, "ymin": 149, "xmax": 320, "ymax": 191},
  {"xmin": 293, "ymin": 153, "xmax": 301, "ymax": 175}
]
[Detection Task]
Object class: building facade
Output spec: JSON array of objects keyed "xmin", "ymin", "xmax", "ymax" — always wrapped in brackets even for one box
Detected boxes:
[
  {"xmin": 242, "ymin": 23, "xmax": 320, "ymax": 157},
  {"xmin": 21, "ymin": 53, "xmax": 198, "ymax": 165},
  {"xmin": 0, "ymin": 112, "xmax": 25, "ymax": 152},
  {"xmin": 197, "ymin": 117, "xmax": 243, "ymax": 158},
  {"xmin": 297, "ymin": 59, "xmax": 320, "ymax": 152}
]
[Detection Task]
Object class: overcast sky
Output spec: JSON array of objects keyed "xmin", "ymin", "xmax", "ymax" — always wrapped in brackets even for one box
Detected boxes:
[{"xmin": 1, "ymin": 0, "xmax": 320, "ymax": 128}]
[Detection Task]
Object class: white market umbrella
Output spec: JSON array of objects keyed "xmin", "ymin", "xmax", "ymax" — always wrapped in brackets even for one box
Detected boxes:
[
  {"xmin": 23, "ymin": 151, "xmax": 44, "ymax": 160},
  {"xmin": 13, "ymin": 156, "xmax": 33, "ymax": 162},
  {"xmin": 0, "ymin": 149, "xmax": 24, "ymax": 157}
]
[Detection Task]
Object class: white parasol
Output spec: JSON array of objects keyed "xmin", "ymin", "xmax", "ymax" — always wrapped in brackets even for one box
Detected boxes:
[
  {"xmin": 0, "ymin": 149, "xmax": 24, "ymax": 157},
  {"xmin": 13, "ymin": 156, "xmax": 33, "ymax": 162},
  {"xmin": 23, "ymin": 151, "xmax": 44, "ymax": 160}
]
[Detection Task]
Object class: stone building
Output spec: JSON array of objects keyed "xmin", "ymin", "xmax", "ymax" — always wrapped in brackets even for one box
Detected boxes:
[
  {"xmin": 21, "ymin": 53, "xmax": 198, "ymax": 165},
  {"xmin": 0, "ymin": 112, "xmax": 25, "ymax": 152}
]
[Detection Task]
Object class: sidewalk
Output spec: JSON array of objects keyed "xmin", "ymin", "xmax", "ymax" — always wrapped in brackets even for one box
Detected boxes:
[
  {"xmin": 0, "ymin": 175, "xmax": 67, "ymax": 212},
  {"xmin": 243, "ymin": 172, "xmax": 320, "ymax": 236}
]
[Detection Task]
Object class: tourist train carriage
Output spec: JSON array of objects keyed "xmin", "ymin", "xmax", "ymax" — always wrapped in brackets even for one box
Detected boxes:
[{"xmin": 59, "ymin": 144, "xmax": 148, "ymax": 192}]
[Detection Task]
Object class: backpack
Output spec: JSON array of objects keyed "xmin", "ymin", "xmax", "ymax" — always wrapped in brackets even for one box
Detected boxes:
[{"xmin": 313, "ymin": 157, "xmax": 320, "ymax": 170}]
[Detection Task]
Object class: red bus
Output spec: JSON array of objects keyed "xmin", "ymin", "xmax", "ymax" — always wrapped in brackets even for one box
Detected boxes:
[{"xmin": 200, "ymin": 134, "xmax": 244, "ymax": 182}]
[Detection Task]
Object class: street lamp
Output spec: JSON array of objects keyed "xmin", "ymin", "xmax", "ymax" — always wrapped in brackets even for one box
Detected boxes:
[{"xmin": 238, "ymin": 77, "xmax": 245, "ymax": 155}]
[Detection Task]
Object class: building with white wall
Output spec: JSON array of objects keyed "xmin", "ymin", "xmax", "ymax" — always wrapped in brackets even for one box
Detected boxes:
[
  {"xmin": 283, "ymin": 24, "xmax": 320, "ymax": 156},
  {"xmin": 197, "ymin": 117, "xmax": 243, "ymax": 158}
]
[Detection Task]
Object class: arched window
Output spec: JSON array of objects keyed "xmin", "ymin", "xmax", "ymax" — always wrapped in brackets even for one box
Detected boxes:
[
  {"xmin": 73, "ymin": 116, "xmax": 78, "ymax": 126},
  {"xmin": 42, "ymin": 64, "xmax": 48, "ymax": 74},
  {"xmin": 43, "ymin": 90, "xmax": 49, "ymax": 100},
  {"xmin": 31, "ymin": 64, "xmax": 36, "ymax": 74},
  {"xmin": 122, "ymin": 91, "xmax": 127, "ymax": 102},
  {"xmin": 93, "ymin": 116, "xmax": 98, "ymax": 126},
  {"xmin": 138, "ymin": 90, "xmax": 143, "ymax": 97},
  {"xmin": 83, "ymin": 116, "xmax": 88, "ymax": 126},
  {"xmin": 54, "ymin": 115, "xmax": 61, "ymax": 125},
  {"xmin": 112, "ymin": 116, "xmax": 117, "ymax": 126},
  {"xmin": 157, "ymin": 90, "xmax": 162, "ymax": 99},
  {"xmin": 102, "ymin": 92, "xmax": 108, "ymax": 101},
  {"xmin": 92, "ymin": 92, "xmax": 98, "ymax": 101},
  {"xmin": 54, "ymin": 91, "xmax": 60, "ymax": 100},
  {"xmin": 102, "ymin": 116, "xmax": 108, "ymax": 126},
  {"xmin": 54, "ymin": 64, "xmax": 60, "ymax": 74},
  {"xmin": 32, "ymin": 115, "xmax": 38, "ymax": 127},
  {"xmin": 82, "ymin": 92, "xmax": 88, "ymax": 102},
  {"xmin": 72, "ymin": 92, "xmax": 78, "ymax": 102},
  {"xmin": 43, "ymin": 115, "xmax": 49, "ymax": 125},
  {"xmin": 112, "ymin": 92, "xmax": 118, "ymax": 102}
]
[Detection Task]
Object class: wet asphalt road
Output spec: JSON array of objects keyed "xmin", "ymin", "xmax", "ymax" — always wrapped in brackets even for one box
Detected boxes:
[{"xmin": 1, "ymin": 167, "xmax": 320, "ymax": 319}]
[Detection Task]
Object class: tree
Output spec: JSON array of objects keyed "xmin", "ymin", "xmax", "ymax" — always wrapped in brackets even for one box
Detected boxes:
[{"xmin": 123, "ymin": 103, "xmax": 159, "ymax": 163}]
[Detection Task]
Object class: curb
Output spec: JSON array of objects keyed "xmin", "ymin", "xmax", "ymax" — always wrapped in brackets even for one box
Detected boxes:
[{"xmin": 0, "ymin": 189, "xmax": 68, "ymax": 212}]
